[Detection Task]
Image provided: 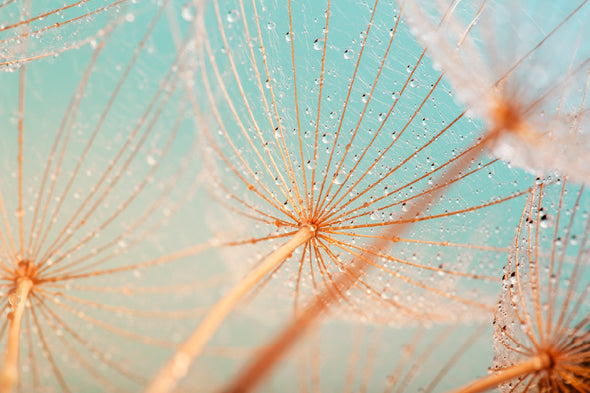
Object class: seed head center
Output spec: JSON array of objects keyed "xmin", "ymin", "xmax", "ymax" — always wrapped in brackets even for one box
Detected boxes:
[{"xmin": 491, "ymin": 96, "xmax": 529, "ymax": 138}]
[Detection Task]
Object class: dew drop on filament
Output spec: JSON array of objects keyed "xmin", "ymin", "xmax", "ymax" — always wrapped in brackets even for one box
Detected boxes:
[
  {"xmin": 226, "ymin": 9, "xmax": 239, "ymax": 23},
  {"xmin": 313, "ymin": 38, "xmax": 324, "ymax": 50},
  {"xmin": 332, "ymin": 171, "xmax": 347, "ymax": 185},
  {"xmin": 181, "ymin": 3, "xmax": 195, "ymax": 21},
  {"xmin": 539, "ymin": 214, "xmax": 554, "ymax": 228},
  {"xmin": 321, "ymin": 133, "xmax": 334, "ymax": 144},
  {"xmin": 8, "ymin": 294, "xmax": 20, "ymax": 308}
]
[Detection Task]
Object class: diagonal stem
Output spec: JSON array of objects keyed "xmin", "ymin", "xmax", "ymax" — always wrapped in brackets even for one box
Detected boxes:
[
  {"xmin": 145, "ymin": 225, "xmax": 316, "ymax": 393},
  {"xmin": 1, "ymin": 277, "xmax": 33, "ymax": 393},
  {"xmin": 447, "ymin": 353, "xmax": 553, "ymax": 393}
]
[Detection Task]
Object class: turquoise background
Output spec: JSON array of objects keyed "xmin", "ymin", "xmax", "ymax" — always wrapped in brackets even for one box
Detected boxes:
[{"xmin": 0, "ymin": 0, "xmax": 588, "ymax": 391}]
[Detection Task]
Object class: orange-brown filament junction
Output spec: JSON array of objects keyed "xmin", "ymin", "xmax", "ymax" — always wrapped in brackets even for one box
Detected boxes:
[
  {"xmin": 300, "ymin": 222, "xmax": 319, "ymax": 236},
  {"xmin": 540, "ymin": 347, "xmax": 557, "ymax": 371},
  {"xmin": 1, "ymin": 261, "xmax": 37, "ymax": 393},
  {"xmin": 15, "ymin": 260, "xmax": 38, "ymax": 285}
]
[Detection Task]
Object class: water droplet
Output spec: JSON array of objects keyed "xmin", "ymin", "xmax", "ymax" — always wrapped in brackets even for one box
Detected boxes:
[
  {"xmin": 539, "ymin": 214, "xmax": 554, "ymax": 228},
  {"xmin": 6, "ymin": 63, "xmax": 22, "ymax": 72},
  {"xmin": 226, "ymin": 9, "xmax": 239, "ymax": 23},
  {"xmin": 285, "ymin": 32, "xmax": 291, "ymax": 42},
  {"xmin": 146, "ymin": 149, "xmax": 161, "ymax": 166},
  {"xmin": 321, "ymin": 133, "xmax": 333, "ymax": 144},
  {"xmin": 332, "ymin": 170, "xmax": 347, "ymax": 185},
  {"xmin": 181, "ymin": 3, "xmax": 195, "ymax": 21},
  {"xmin": 313, "ymin": 38, "xmax": 324, "ymax": 50},
  {"xmin": 370, "ymin": 211, "xmax": 379, "ymax": 220},
  {"xmin": 509, "ymin": 276, "xmax": 517, "ymax": 285},
  {"xmin": 125, "ymin": 13, "xmax": 135, "ymax": 22},
  {"xmin": 172, "ymin": 353, "xmax": 190, "ymax": 378},
  {"xmin": 267, "ymin": 21, "xmax": 275, "ymax": 30},
  {"xmin": 361, "ymin": 93, "xmax": 369, "ymax": 103},
  {"xmin": 343, "ymin": 49, "xmax": 354, "ymax": 59},
  {"xmin": 8, "ymin": 294, "xmax": 20, "ymax": 307}
]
